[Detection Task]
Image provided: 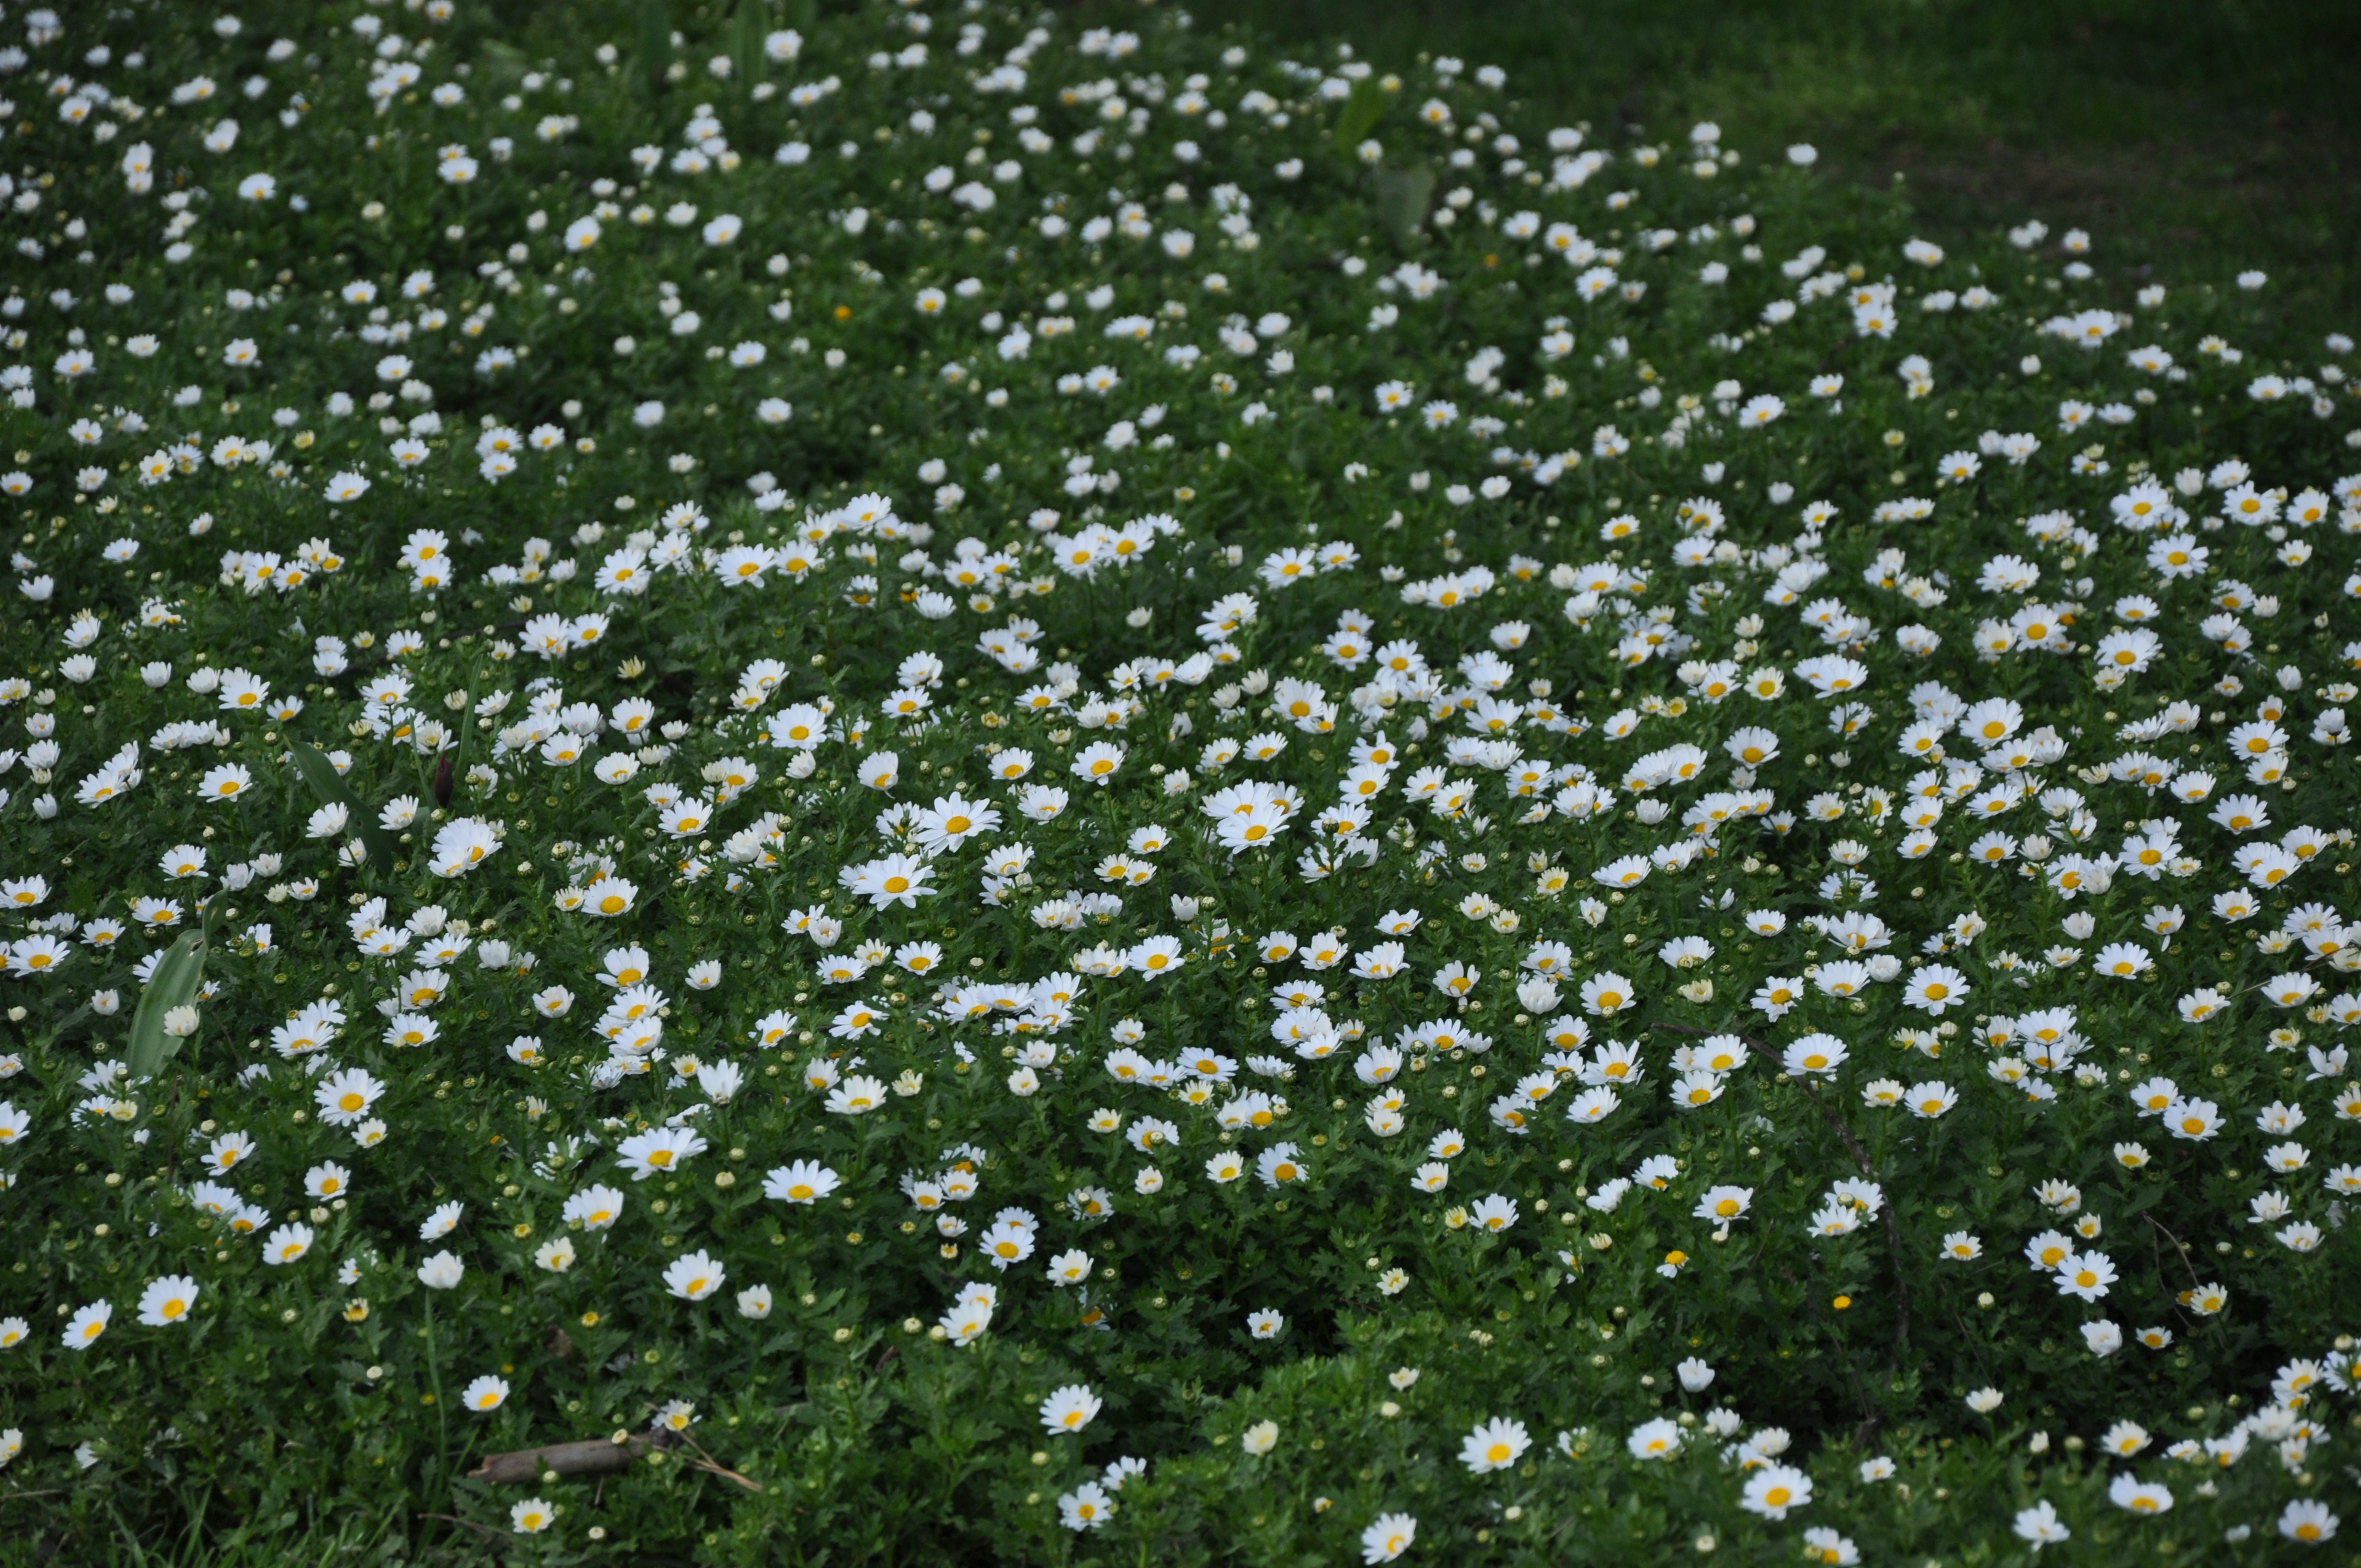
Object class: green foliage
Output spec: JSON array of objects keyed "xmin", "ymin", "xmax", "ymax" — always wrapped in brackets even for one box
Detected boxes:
[{"xmin": 0, "ymin": 0, "xmax": 2354, "ymax": 1564}]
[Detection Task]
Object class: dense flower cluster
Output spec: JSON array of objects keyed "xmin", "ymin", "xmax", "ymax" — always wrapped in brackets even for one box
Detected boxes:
[{"xmin": 0, "ymin": 0, "xmax": 2357, "ymax": 1560}]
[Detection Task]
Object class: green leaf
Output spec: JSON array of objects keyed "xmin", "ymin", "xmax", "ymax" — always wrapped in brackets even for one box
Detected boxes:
[
  {"xmin": 477, "ymin": 39, "xmax": 529, "ymax": 85},
  {"xmin": 732, "ymin": 0, "xmax": 770, "ymax": 94},
  {"xmin": 127, "ymin": 930, "xmax": 208, "ymax": 1081},
  {"xmin": 1331, "ymin": 77, "xmax": 1388, "ymax": 159},
  {"xmin": 637, "ymin": 0, "xmax": 674, "ymax": 96},
  {"xmin": 446, "ymin": 661, "xmax": 483, "ymax": 802},
  {"xmin": 1370, "ymin": 162, "xmax": 1435, "ymax": 248},
  {"xmin": 290, "ymin": 742, "xmax": 401, "ymax": 873}
]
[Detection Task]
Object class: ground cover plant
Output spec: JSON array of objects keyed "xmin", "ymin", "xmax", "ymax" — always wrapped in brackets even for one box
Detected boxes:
[{"xmin": 1, "ymin": 0, "xmax": 2359, "ymax": 1562}]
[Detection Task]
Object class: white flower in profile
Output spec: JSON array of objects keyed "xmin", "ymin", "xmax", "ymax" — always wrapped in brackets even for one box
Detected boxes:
[
  {"xmin": 418, "ymin": 1201, "xmax": 464, "ymax": 1242},
  {"xmin": 61, "ymin": 1300, "xmax": 111, "ymax": 1352},
  {"xmin": 616, "ymin": 1125, "xmax": 708, "ymax": 1179},
  {"xmin": 698, "ymin": 1060, "xmax": 744, "ymax": 1104},
  {"xmin": 2013, "ymin": 1499, "xmax": 2070, "ymax": 1549},
  {"xmin": 763, "ymin": 1159, "xmax": 841, "ymax": 1203},
  {"xmin": 663, "ymin": 1249, "xmax": 725, "ymax": 1302},
  {"xmin": 461, "ymin": 1374, "xmax": 509, "ymax": 1412},
  {"xmin": 429, "ymin": 818, "xmax": 501, "ymax": 878},
  {"xmin": 137, "ymin": 1275, "xmax": 199, "ymax": 1328},
  {"xmin": 1361, "ymin": 1513, "xmax": 1416, "ymax": 1564},
  {"xmin": 562, "ymin": 1186, "xmax": 624, "ymax": 1231},
  {"xmin": 581, "ymin": 876, "xmax": 639, "ymax": 917},
  {"xmin": 1468, "ymin": 1194, "xmax": 1518, "ymax": 1233},
  {"xmin": 1627, "ymin": 1418, "xmax": 1683, "ymax": 1460},
  {"xmin": 263, "ymin": 1223, "xmax": 315, "ymax": 1267},
  {"xmin": 1038, "ymin": 1384, "xmax": 1102, "ymax": 1434},
  {"xmin": 1741, "ymin": 1463, "xmax": 1813, "ymax": 1520},
  {"xmin": 2281, "ymin": 1500, "xmax": 2338, "ymax": 1546},
  {"xmin": 417, "ymin": 1251, "xmax": 464, "ymax": 1289},
  {"xmin": 825, "ymin": 1076, "xmax": 889, "ymax": 1116}
]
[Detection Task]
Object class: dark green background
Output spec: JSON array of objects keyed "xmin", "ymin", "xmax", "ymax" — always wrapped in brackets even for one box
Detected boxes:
[{"xmin": 1119, "ymin": 0, "xmax": 2358, "ymax": 329}]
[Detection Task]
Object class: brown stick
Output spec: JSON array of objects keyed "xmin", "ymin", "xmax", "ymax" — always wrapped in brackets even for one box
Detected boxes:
[
  {"xmin": 676, "ymin": 1430, "xmax": 766, "ymax": 1494},
  {"xmin": 467, "ymin": 1429, "xmax": 681, "ymax": 1484},
  {"xmin": 2146, "ymin": 1213, "xmax": 2207, "ymax": 1308}
]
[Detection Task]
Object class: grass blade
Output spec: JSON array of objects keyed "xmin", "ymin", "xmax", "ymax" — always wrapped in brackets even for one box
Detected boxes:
[
  {"xmin": 732, "ymin": 0, "xmax": 769, "ymax": 95},
  {"xmin": 289, "ymin": 742, "xmax": 401, "ymax": 872},
  {"xmin": 1332, "ymin": 75, "xmax": 1387, "ymax": 158},
  {"xmin": 126, "ymin": 929, "xmax": 208, "ymax": 1081},
  {"xmin": 637, "ymin": 0, "xmax": 673, "ymax": 96}
]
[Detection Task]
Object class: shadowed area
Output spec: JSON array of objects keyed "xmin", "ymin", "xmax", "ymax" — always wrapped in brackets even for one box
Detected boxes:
[{"xmin": 1148, "ymin": 0, "xmax": 2360, "ymax": 326}]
